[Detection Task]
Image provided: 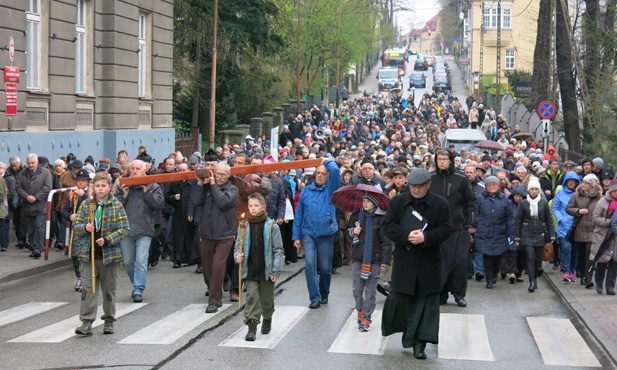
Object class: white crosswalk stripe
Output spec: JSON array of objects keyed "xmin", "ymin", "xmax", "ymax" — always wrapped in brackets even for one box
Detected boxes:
[
  {"xmin": 0, "ymin": 302, "xmax": 69, "ymax": 328},
  {"xmin": 218, "ymin": 305, "xmax": 309, "ymax": 349},
  {"xmin": 527, "ymin": 317, "xmax": 602, "ymax": 367},
  {"xmin": 328, "ymin": 309, "xmax": 389, "ymax": 355},
  {"xmin": 8, "ymin": 302, "xmax": 147, "ymax": 343},
  {"xmin": 119, "ymin": 303, "xmax": 231, "ymax": 344},
  {"xmin": 438, "ymin": 313, "xmax": 495, "ymax": 361}
]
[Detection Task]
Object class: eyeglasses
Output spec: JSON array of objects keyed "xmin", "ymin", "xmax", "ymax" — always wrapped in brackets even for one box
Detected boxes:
[{"xmin": 215, "ymin": 172, "xmax": 229, "ymax": 177}]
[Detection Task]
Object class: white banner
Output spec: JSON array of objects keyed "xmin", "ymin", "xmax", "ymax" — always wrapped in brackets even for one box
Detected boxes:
[{"xmin": 270, "ymin": 126, "xmax": 280, "ymax": 162}]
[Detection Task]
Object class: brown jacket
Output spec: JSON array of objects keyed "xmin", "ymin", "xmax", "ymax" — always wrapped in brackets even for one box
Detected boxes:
[
  {"xmin": 229, "ymin": 173, "xmax": 261, "ymax": 226},
  {"xmin": 566, "ymin": 185, "xmax": 603, "ymax": 243}
]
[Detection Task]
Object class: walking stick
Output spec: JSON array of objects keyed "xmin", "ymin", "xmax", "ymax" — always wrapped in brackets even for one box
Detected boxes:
[
  {"xmin": 89, "ymin": 198, "xmax": 96, "ymax": 293},
  {"xmin": 68, "ymin": 192, "xmax": 78, "ymax": 257},
  {"xmin": 238, "ymin": 213, "xmax": 247, "ymax": 308}
]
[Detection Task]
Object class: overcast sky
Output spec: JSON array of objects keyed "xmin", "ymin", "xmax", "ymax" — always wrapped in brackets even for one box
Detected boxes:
[{"xmin": 396, "ymin": 0, "xmax": 441, "ymax": 33}]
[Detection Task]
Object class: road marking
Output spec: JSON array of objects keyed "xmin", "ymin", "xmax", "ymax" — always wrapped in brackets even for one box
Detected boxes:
[
  {"xmin": 219, "ymin": 305, "xmax": 309, "ymax": 349},
  {"xmin": 0, "ymin": 302, "xmax": 68, "ymax": 328},
  {"xmin": 527, "ymin": 317, "xmax": 601, "ymax": 367},
  {"xmin": 438, "ymin": 313, "xmax": 495, "ymax": 361},
  {"xmin": 9, "ymin": 302, "xmax": 147, "ymax": 343},
  {"xmin": 328, "ymin": 309, "xmax": 388, "ymax": 355},
  {"xmin": 119, "ymin": 304, "xmax": 231, "ymax": 344}
]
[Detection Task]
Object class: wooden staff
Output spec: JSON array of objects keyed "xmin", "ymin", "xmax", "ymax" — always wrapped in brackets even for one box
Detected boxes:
[
  {"xmin": 238, "ymin": 213, "xmax": 247, "ymax": 308},
  {"xmin": 68, "ymin": 192, "xmax": 78, "ymax": 257},
  {"xmin": 89, "ymin": 198, "xmax": 96, "ymax": 293}
]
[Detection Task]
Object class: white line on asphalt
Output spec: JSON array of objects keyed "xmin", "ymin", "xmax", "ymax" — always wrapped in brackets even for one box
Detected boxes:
[
  {"xmin": 438, "ymin": 313, "xmax": 496, "ymax": 361},
  {"xmin": 0, "ymin": 302, "xmax": 68, "ymax": 328},
  {"xmin": 328, "ymin": 309, "xmax": 388, "ymax": 355},
  {"xmin": 119, "ymin": 304, "xmax": 231, "ymax": 344},
  {"xmin": 527, "ymin": 317, "xmax": 601, "ymax": 367},
  {"xmin": 8, "ymin": 302, "xmax": 147, "ymax": 343},
  {"xmin": 218, "ymin": 305, "xmax": 309, "ymax": 349}
]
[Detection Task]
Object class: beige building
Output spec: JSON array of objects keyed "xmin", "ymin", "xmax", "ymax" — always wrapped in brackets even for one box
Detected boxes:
[{"xmin": 465, "ymin": 0, "xmax": 539, "ymax": 99}]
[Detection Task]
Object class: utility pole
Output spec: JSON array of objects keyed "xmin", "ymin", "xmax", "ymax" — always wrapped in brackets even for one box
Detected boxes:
[
  {"xmin": 479, "ymin": 1, "xmax": 485, "ymax": 99},
  {"xmin": 496, "ymin": 0, "xmax": 501, "ymax": 112},
  {"xmin": 296, "ymin": 0, "xmax": 301, "ymax": 113}
]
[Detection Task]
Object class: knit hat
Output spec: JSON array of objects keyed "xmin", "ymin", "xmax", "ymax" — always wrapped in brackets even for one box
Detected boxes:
[
  {"xmin": 204, "ymin": 149, "xmax": 217, "ymax": 162},
  {"xmin": 527, "ymin": 179, "xmax": 541, "ymax": 191},
  {"xmin": 362, "ymin": 192, "xmax": 379, "ymax": 207},
  {"xmin": 609, "ymin": 179, "xmax": 617, "ymax": 193},
  {"xmin": 593, "ymin": 157, "xmax": 604, "ymax": 169},
  {"xmin": 583, "ymin": 174, "xmax": 599, "ymax": 187},
  {"xmin": 485, "ymin": 176, "xmax": 500, "ymax": 187},
  {"xmin": 83, "ymin": 164, "xmax": 95, "ymax": 173}
]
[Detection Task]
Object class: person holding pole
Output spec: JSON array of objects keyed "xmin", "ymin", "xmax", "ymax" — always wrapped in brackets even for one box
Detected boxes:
[
  {"xmin": 63, "ymin": 168, "xmax": 91, "ymax": 292},
  {"xmin": 74, "ymin": 172, "xmax": 130, "ymax": 336},
  {"xmin": 235, "ymin": 193, "xmax": 284, "ymax": 341}
]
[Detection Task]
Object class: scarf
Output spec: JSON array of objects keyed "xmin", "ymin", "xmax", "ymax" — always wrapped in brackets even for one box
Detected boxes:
[
  {"xmin": 608, "ymin": 194, "xmax": 617, "ymax": 217},
  {"xmin": 247, "ymin": 210, "xmax": 268, "ymax": 223},
  {"xmin": 527, "ymin": 194, "xmax": 541, "ymax": 218},
  {"xmin": 358, "ymin": 209, "xmax": 375, "ymax": 280}
]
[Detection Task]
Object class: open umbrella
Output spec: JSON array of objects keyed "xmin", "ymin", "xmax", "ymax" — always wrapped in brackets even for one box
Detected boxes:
[
  {"xmin": 474, "ymin": 140, "xmax": 504, "ymax": 152},
  {"xmin": 331, "ymin": 183, "xmax": 390, "ymax": 213},
  {"xmin": 512, "ymin": 132, "xmax": 534, "ymax": 141}
]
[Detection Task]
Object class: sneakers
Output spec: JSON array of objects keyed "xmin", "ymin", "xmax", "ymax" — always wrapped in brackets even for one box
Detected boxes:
[
  {"xmin": 357, "ymin": 310, "xmax": 364, "ymax": 324},
  {"xmin": 261, "ymin": 318, "xmax": 272, "ymax": 334},
  {"xmin": 359, "ymin": 318, "xmax": 371, "ymax": 332},
  {"xmin": 568, "ymin": 273, "xmax": 576, "ymax": 283},
  {"xmin": 562, "ymin": 273, "xmax": 570, "ymax": 283},
  {"xmin": 75, "ymin": 321, "xmax": 93, "ymax": 336},
  {"xmin": 74, "ymin": 278, "xmax": 82, "ymax": 292},
  {"xmin": 103, "ymin": 321, "xmax": 114, "ymax": 335},
  {"xmin": 133, "ymin": 294, "xmax": 143, "ymax": 303}
]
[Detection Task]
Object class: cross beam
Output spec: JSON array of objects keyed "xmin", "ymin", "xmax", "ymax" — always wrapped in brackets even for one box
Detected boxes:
[{"xmin": 118, "ymin": 158, "xmax": 323, "ymax": 186}]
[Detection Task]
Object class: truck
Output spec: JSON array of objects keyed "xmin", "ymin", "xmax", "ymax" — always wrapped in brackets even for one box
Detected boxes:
[{"xmin": 377, "ymin": 67, "xmax": 402, "ymax": 91}]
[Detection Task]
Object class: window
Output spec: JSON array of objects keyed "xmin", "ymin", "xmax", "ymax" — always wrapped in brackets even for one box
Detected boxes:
[
  {"xmin": 138, "ymin": 13, "xmax": 147, "ymax": 97},
  {"xmin": 75, "ymin": 0, "xmax": 87, "ymax": 93},
  {"xmin": 26, "ymin": 0, "xmax": 41, "ymax": 89},
  {"xmin": 505, "ymin": 50, "xmax": 515, "ymax": 69},
  {"xmin": 482, "ymin": 6, "xmax": 512, "ymax": 30}
]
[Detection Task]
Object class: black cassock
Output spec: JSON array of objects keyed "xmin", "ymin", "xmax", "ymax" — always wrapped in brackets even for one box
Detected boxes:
[{"xmin": 166, "ymin": 179, "xmax": 200, "ymax": 264}]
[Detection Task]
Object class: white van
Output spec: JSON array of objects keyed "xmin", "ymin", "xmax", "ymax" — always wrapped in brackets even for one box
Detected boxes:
[{"xmin": 441, "ymin": 129, "xmax": 487, "ymax": 153}]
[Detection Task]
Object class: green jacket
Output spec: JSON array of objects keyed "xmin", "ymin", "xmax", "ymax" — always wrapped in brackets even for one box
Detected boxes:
[
  {"xmin": 234, "ymin": 218, "xmax": 284, "ymax": 280},
  {"xmin": 73, "ymin": 195, "xmax": 130, "ymax": 265}
]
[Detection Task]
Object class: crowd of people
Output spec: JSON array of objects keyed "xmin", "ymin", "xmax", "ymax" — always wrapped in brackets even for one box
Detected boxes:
[{"xmin": 2, "ymin": 88, "xmax": 616, "ymax": 357}]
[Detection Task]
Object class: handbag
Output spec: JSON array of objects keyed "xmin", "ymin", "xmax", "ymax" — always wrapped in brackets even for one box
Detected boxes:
[{"xmin": 542, "ymin": 241, "xmax": 554, "ymax": 262}]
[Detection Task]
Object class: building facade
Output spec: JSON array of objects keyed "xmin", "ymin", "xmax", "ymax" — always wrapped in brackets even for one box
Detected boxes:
[
  {"xmin": 465, "ymin": 0, "xmax": 540, "ymax": 100},
  {"xmin": 0, "ymin": 0, "xmax": 174, "ymax": 164}
]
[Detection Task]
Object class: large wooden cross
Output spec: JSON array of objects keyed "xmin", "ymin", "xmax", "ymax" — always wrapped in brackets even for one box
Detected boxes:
[{"xmin": 118, "ymin": 158, "xmax": 323, "ymax": 186}]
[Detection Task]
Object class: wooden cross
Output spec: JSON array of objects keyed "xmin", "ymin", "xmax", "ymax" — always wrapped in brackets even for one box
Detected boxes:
[{"xmin": 118, "ymin": 158, "xmax": 323, "ymax": 186}]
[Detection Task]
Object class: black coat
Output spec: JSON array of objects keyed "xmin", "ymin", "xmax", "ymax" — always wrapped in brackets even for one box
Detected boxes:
[
  {"xmin": 515, "ymin": 198, "xmax": 555, "ymax": 247},
  {"xmin": 383, "ymin": 190, "xmax": 452, "ymax": 296},
  {"xmin": 346, "ymin": 212, "xmax": 391, "ymax": 265}
]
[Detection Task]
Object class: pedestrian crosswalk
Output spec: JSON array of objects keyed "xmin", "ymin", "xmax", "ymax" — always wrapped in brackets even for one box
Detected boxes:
[{"xmin": 0, "ymin": 301, "xmax": 604, "ymax": 367}]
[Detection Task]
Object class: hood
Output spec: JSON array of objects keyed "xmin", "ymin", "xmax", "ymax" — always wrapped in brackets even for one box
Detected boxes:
[
  {"xmin": 561, "ymin": 171, "xmax": 581, "ymax": 192},
  {"xmin": 436, "ymin": 150, "xmax": 455, "ymax": 176},
  {"xmin": 509, "ymin": 183, "xmax": 528, "ymax": 198},
  {"xmin": 547, "ymin": 145, "xmax": 556, "ymax": 154}
]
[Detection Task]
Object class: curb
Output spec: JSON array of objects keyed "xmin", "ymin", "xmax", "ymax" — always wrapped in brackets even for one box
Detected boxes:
[
  {"xmin": 543, "ymin": 263, "xmax": 617, "ymax": 367},
  {"xmin": 0, "ymin": 259, "xmax": 71, "ymax": 285}
]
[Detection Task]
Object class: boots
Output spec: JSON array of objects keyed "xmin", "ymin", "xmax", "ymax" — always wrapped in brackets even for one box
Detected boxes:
[
  {"xmin": 245, "ymin": 320, "xmax": 257, "ymax": 341},
  {"xmin": 528, "ymin": 279, "xmax": 537, "ymax": 293},
  {"xmin": 261, "ymin": 318, "xmax": 272, "ymax": 334},
  {"xmin": 75, "ymin": 320, "xmax": 93, "ymax": 336},
  {"xmin": 413, "ymin": 341, "xmax": 427, "ymax": 359}
]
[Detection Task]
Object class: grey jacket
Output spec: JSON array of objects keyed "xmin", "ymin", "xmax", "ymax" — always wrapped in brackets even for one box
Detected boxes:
[
  {"xmin": 190, "ymin": 180, "xmax": 239, "ymax": 240},
  {"xmin": 16, "ymin": 166, "xmax": 52, "ymax": 216},
  {"xmin": 116, "ymin": 182, "xmax": 164, "ymax": 238},
  {"xmin": 590, "ymin": 194, "xmax": 616, "ymax": 263}
]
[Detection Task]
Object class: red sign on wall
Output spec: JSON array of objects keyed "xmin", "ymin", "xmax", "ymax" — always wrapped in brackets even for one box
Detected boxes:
[
  {"xmin": 5, "ymin": 82, "xmax": 17, "ymax": 116},
  {"xmin": 4, "ymin": 66, "xmax": 20, "ymax": 83}
]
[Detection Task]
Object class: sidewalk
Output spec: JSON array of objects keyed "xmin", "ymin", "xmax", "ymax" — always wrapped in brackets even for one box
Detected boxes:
[{"xmin": 0, "ymin": 244, "xmax": 71, "ymax": 285}]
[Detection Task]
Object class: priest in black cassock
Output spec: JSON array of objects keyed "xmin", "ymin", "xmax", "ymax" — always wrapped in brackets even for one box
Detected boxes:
[{"xmin": 382, "ymin": 168, "xmax": 452, "ymax": 359}]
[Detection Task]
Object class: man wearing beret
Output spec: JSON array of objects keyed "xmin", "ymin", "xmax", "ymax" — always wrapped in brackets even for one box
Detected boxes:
[{"xmin": 382, "ymin": 168, "xmax": 452, "ymax": 359}]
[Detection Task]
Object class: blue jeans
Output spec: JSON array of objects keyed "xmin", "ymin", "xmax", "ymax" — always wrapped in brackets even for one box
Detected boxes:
[
  {"xmin": 559, "ymin": 237, "xmax": 577, "ymax": 275},
  {"xmin": 302, "ymin": 234, "xmax": 334, "ymax": 303},
  {"xmin": 121, "ymin": 236, "xmax": 151, "ymax": 295}
]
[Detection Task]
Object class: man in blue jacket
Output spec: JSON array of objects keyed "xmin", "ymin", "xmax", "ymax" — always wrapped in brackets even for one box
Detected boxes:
[{"xmin": 293, "ymin": 158, "xmax": 340, "ymax": 309}]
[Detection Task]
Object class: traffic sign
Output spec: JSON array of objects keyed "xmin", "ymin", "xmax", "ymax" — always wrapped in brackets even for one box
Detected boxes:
[
  {"xmin": 4, "ymin": 66, "xmax": 19, "ymax": 83},
  {"xmin": 8, "ymin": 37, "xmax": 14, "ymax": 64},
  {"xmin": 537, "ymin": 100, "xmax": 556, "ymax": 120}
]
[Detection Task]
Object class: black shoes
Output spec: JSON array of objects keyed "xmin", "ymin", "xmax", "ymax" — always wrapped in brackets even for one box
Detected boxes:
[
  {"xmin": 585, "ymin": 280, "xmax": 595, "ymax": 289},
  {"xmin": 475, "ymin": 273, "xmax": 484, "ymax": 282},
  {"xmin": 261, "ymin": 318, "xmax": 272, "ymax": 334},
  {"xmin": 377, "ymin": 282, "xmax": 391, "ymax": 297},
  {"xmin": 133, "ymin": 294, "xmax": 143, "ymax": 303},
  {"xmin": 455, "ymin": 297, "xmax": 467, "ymax": 307},
  {"xmin": 245, "ymin": 320, "xmax": 257, "ymax": 341},
  {"xmin": 308, "ymin": 301, "xmax": 320, "ymax": 309},
  {"xmin": 29, "ymin": 252, "xmax": 41, "ymax": 258},
  {"xmin": 528, "ymin": 279, "xmax": 537, "ymax": 293},
  {"xmin": 607, "ymin": 288, "xmax": 616, "ymax": 296},
  {"xmin": 597, "ymin": 285, "xmax": 603, "ymax": 294},
  {"xmin": 206, "ymin": 304, "xmax": 218, "ymax": 313},
  {"xmin": 320, "ymin": 295, "xmax": 329, "ymax": 305},
  {"xmin": 173, "ymin": 262, "xmax": 181, "ymax": 269},
  {"xmin": 413, "ymin": 341, "xmax": 427, "ymax": 359},
  {"xmin": 486, "ymin": 281, "xmax": 493, "ymax": 289},
  {"xmin": 195, "ymin": 265, "xmax": 203, "ymax": 274}
]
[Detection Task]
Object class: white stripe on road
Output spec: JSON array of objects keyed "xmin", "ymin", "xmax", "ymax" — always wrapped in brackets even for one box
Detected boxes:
[
  {"xmin": 0, "ymin": 302, "xmax": 68, "ymax": 328},
  {"xmin": 9, "ymin": 302, "xmax": 147, "ymax": 343},
  {"xmin": 328, "ymin": 309, "xmax": 388, "ymax": 355},
  {"xmin": 119, "ymin": 304, "xmax": 231, "ymax": 344},
  {"xmin": 219, "ymin": 305, "xmax": 309, "ymax": 349},
  {"xmin": 527, "ymin": 317, "xmax": 601, "ymax": 367},
  {"xmin": 438, "ymin": 313, "xmax": 495, "ymax": 361}
]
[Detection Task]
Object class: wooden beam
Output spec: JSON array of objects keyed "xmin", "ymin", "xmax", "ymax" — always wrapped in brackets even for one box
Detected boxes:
[{"xmin": 118, "ymin": 158, "xmax": 323, "ymax": 186}]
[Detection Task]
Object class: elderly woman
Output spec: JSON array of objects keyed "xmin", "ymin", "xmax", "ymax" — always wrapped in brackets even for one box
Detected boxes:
[
  {"xmin": 590, "ymin": 179, "xmax": 617, "ymax": 294},
  {"xmin": 515, "ymin": 179, "xmax": 555, "ymax": 292},
  {"xmin": 567, "ymin": 174, "xmax": 603, "ymax": 288},
  {"xmin": 474, "ymin": 176, "xmax": 515, "ymax": 289}
]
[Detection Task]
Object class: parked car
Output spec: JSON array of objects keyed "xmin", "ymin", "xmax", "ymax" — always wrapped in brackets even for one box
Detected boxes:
[
  {"xmin": 408, "ymin": 72, "xmax": 426, "ymax": 88},
  {"xmin": 414, "ymin": 57, "xmax": 428, "ymax": 70}
]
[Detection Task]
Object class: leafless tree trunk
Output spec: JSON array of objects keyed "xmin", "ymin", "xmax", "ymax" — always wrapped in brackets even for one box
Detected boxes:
[{"xmin": 531, "ymin": 0, "xmax": 552, "ymax": 108}]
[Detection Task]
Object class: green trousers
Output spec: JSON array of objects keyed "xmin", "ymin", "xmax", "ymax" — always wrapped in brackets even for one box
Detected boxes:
[
  {"xmin": 79, "ymin": 259, "xmax": 119, "ymax": 323},
  {"xmin": 244, "ymin": 279, "xmax": 275, "ymax": 325}
]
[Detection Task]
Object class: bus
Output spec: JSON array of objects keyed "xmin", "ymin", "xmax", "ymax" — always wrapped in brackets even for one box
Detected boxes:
[{"xmin": 382, "ymin": 48, "xmax": 407, "ymax": 76}]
